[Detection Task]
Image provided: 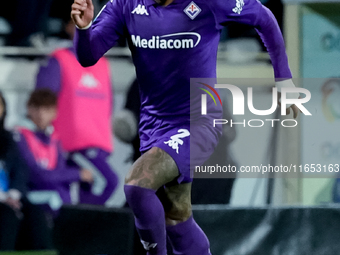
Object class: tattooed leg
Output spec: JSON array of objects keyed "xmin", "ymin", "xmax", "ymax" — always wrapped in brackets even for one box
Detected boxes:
[
  {"xmin": 124, "ymin": 147, "xmax": 179, "ymax": 255},
  {"xmin": 158, "ymin": 182, "xmax": 192, "ymax": 225},
  {"xmin": 125, "ymin": 147, "xmax": 179, "ymax": 190},
  {"xmin": 162, "ymin": 183, "xmax": 212, "ymax": 255}
]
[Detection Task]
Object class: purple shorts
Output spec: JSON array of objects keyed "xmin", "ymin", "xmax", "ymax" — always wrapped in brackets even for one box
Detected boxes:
[{"xmin": 139, "ymin": 115, "xmax": 221, "ymax": 184}]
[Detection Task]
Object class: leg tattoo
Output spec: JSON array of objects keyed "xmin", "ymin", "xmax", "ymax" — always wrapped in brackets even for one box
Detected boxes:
[
  {"xmin": 124, "ymin": 147, "xmax": 179, "ymax": 255},
  {"xmin": 125, "ymin": 147, "xmax": 179, "ymax": 190},
  {"xmin": 161, "ymin": 183, "xmax": 211, "ymax": 255}
]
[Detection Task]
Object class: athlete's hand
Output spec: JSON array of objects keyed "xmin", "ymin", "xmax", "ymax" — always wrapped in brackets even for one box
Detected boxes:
[
  {"xmin": 276, "ymin": 79, "xmax": 301, "ymax": 119},
  {"xmin": 71, "ymin": 0, "xmax": 94, "ymax": 29},
  {"xmin": 285, "ymin": 103, "xmax": 300, "ymax": 119},
  {"xmin": 277, "ymin": 93, "xmax": 301, "ymax": 119}
]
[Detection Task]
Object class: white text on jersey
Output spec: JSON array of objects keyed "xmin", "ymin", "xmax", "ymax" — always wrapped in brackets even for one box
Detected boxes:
[{"xmin": 131, "ymin": 32, "xmax": 201, "ymax": 49}]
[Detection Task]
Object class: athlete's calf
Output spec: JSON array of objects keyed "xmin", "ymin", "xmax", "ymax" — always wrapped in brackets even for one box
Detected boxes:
[{"xmin": 124, "ymin": 147, "xmax": 178, "ymax": 255}]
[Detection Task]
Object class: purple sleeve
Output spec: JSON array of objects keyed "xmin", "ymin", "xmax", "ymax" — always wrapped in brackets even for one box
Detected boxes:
[
  {"xmin": 254, "ymin": 6, "xmax": 292, "ymax": 80},
  {"xmin": 74, "ymin": 0, "xmax": 126, "ymax": 67},
  {"xmin": 16, "ymin": 133, "xmax": 81, "ymax": 189},
  {"xmin": 209, "ymin": 0, "xmax": 292, "ymax": 80},
  {"xmin": 36, "ymin": 57, "xmax": 62, "ymax": 94}
]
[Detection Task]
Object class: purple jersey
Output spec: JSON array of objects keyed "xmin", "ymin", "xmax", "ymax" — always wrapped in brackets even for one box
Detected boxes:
[{"xmin": 74, "ymin": 0, "xmax": 291, "ymax": 123}]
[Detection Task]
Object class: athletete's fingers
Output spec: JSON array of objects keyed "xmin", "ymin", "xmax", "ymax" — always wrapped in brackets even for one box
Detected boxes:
[
  {"xmin": 71, "ymin": 10, "xmax": 84, "ymax": 26},
  {"xmin": 71, "ymin": 2, "xmax": 83, "ymax": 19},
  {"xmin": 70, "ymin": 6, "xmax": 83, "ymax": 16},
  {"xmin": 72, "ymin": 6, "xmax": 87, "ymax": 12},
  {"xmin": 74, "ymin": 0, "xmax": 86, "ymax": 6},
  {"xmin": 71, "ymin": 0, "xmax": 94, "ymax": 28},
  {"xmin": 72, "ymin": 2, "xmax": 86, "ymax": 11},
  {"xmin": 83, "ymin": 0, "xmax": 94, "ymax": 10},
  {"xmin": 71, "ymin": 10, "xmax": 82, "ymax": 16},
  {"xmin": 71, "ymin": 6, "xmax": 84, "ymax": 12},
  {"xmin": 292, "ymin": 105, "xmax": 299, "ymax": 119},
  {"xmin": 85, "ymin": 0, "xmax": 94, "ymax": 7}
]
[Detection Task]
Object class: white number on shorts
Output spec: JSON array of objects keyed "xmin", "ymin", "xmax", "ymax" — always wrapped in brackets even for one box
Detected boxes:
[{"xmin": 164, "ymin": 129, "xmax": 190, "ymax": 154}]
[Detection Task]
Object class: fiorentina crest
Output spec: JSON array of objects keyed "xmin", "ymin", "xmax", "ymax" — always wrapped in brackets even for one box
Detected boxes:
[{"xmin": 184, "ymin": 1, "xmax": 201, "ymax": 20}]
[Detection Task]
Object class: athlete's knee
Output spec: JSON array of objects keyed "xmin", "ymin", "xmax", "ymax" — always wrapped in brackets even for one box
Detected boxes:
[{"xmin": 124, "ymin": 147, "xmax": 179, "ymax": 189}]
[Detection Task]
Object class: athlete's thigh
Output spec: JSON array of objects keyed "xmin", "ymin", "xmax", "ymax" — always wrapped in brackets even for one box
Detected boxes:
[
  {"xmin": 158, "ymin": 182, "xmax": 192, "ymax": 224},
  {"xmin": 125, "ymin": 147, "xmax": 179, "ymax": 190}
]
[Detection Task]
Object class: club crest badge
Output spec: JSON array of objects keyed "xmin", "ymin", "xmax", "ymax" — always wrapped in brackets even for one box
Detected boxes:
[{"xmin": 184, "ymin": 1, "xmax": 201, "ymax": 20}]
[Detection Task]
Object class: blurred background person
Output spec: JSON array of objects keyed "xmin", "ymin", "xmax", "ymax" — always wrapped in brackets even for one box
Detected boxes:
[
  {"xmin": 35, "ymin": 17, "xmax": 118, "ymax": 206},
  {"xmin": 14, "ymin": 89, "xmax": 93, "ymax": 218},
  {"xmin": 0, "ymin": 91, "xmax": 53, "ymax": 251}
]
